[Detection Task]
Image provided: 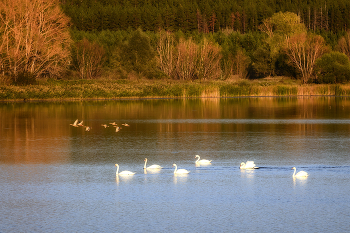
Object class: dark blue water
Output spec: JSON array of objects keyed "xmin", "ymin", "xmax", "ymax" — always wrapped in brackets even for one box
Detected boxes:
[{"xmin": 1, "ymin": 97, "xmax": 350, "ymax": 232}]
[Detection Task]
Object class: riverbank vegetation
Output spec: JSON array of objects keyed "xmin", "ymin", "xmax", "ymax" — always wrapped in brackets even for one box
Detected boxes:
[
  {"xmin": 1, "ymin": 0, "xmax": 350, "ymax": 100},
  {"xmin": 2, "ymin": 78, "xmax": 350, "ymax": 101}
]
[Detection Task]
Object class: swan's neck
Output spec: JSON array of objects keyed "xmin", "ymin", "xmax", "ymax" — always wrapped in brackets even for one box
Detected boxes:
[
  {"xmin": 116, "ymin": 165, "xmax": 119, "ymax": 175},
  {"xmin": 174, "ymin": 165, "xmax": 177, "ymax": 174},
  {"xmin": 293, "ymin": 168, "xmax": 296, "ymax": 177},
  {"xmin": 144, "ymin": 159, "xmax": 147, "ymax": 169},
  {"xmin": 196, "ymin": 156, "xmax": 200, "ymax": 162}
]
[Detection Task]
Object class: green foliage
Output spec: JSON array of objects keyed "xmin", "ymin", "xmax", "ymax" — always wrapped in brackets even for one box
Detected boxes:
[
  {"xmin": 121, "ymin": 29, "xmax": 159, "ymax": 78},
  {"xmin": 275, "ymin": 53, "xmax": 298, "ymax": 78},
  {"xmin": 315, "ymin": 52, "xmax": 350, "ymax": 84},
  {"xmin": 251, "ymin": 44, "xmax": 274, "ymax": 77},
  {"xmin": 61, "ymin": 0, "xmax": 350, "ymax": 33},
  {"xmin": 269, "ymin": 12, "xmax": 306, "ymax": 37}
]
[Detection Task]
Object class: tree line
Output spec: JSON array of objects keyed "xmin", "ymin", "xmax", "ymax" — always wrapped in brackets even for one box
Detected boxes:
[
  {"xmin": 60, "ymin": 0, "xmax": 350, "ymax": 33},
  {"xmin": 1, "ymin": 0, "xmax": 350, "ymax": 86}
]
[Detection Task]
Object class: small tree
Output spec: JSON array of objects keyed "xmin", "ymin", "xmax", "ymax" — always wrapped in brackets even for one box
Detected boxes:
[
  {"xmin": 259, "ymin": 12, "xmax": 307, "ymax": 77},
  {"xmin": 197, "ymin": 39, "xmax": 222, "ymax": 81},
  {"xmin": 72, "ymin": 39, "xmax": 105, "ymax": 79},
  {"xmin": 0, "ymin": 0, "xmax": 71, "ymax": 83},
  {"xmin": 157, "ymin": 31, "xmax": 175, "ymax": 78},
  {"xmin": 175, "ymin": 38, "xmax": 198, "ymax": 81},
  {"xmin": 122, "ymin": 29, "xmax": 157, "ymax": 78},
  {"xmin": 251, "ymin": 44, "xmax": 274, "ymax": 77},
  {"xmin": 284, "ymin": 33, "xmax": 328, "ymax": 83},
  {"xmin": 315, "ymin": 52, "xmax": 350, "ymax": 84}
]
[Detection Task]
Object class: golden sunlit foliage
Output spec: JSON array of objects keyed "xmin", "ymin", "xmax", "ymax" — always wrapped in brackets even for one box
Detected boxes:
[{"xmin": 0, "ymin": 0, "xmax": 72, "ymax": 83}]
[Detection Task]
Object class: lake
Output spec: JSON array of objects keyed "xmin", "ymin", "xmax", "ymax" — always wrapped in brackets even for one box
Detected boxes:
[{"xmin": 1, "ymin": 97, "xmax": 350, "ymax": 232}]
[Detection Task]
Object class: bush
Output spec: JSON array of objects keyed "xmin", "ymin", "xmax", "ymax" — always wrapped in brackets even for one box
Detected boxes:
[{"xmin": 315, "ymin": 52, "xmax": 350, "ymax": 84}]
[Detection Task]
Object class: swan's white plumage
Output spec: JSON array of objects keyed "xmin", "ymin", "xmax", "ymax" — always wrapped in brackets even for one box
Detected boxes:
[
  {"xmin": 144, "ymin": 158, "xmax": 162, "ymax": 169},
  {"xmin": 195, "ymin": 155, "xmax": 212, "ymax": 164},
  {"xmin": 115, "ymin": 164, "xmax": 135, "ymax": 176},
  {"xmin": 240, "ymin": 161, "xmax": 258, "ymax": 169},
  {"xmin": 173, "ymin": 164, "xmax": 189, "ymax": 174},
  {"xmin": 292, "ymin": 167, "xmax": 308, "ymax": 177}
]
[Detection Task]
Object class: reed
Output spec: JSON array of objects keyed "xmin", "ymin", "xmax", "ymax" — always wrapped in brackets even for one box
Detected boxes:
[{"xmin": 1, "ymin": 79, "xmax": 350, "ymax": 101}]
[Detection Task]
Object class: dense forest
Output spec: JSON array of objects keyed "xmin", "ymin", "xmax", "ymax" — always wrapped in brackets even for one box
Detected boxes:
[
  {"xmin": 60, "ymin": 0, "xmax": 350, "ymax": 33},
  {"xmin": 59, "ymin": 0, "xmax": 350, "ymax": 84}
]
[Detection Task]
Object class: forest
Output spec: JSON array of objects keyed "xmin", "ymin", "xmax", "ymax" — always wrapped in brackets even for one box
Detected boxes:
[
  {"xmin": 60, "ymin": 0, "xmax": 350, "ymax": 33},
  {"xmin": 1, "ymin": 0, "xmax": 350, "ymax": 87}
]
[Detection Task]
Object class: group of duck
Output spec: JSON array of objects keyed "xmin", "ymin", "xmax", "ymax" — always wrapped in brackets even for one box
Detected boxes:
[
  {"xmin": 115, "ymin": 155, "xmax": 309, "ymax": 178},
  {"xmin": 70, "ymin": 119, "xmax": 129, "ymax": 132}
]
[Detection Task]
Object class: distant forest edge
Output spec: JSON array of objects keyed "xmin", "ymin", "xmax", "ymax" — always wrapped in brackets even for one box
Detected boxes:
[
  {"xmin": 60, "ymin": 0, "xmax": 350, "ymax": 33},
  {"xmin": 1, "ymin": 0, "xmax": 350, "ymax": 90}
]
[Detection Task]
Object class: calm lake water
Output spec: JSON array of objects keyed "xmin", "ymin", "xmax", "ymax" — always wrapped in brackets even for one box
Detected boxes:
[{"xmin": 1, "ymin": 97, "xmax": 350, "ymax": 232}]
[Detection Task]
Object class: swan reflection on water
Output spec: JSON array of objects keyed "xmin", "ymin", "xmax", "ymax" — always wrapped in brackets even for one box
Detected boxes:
[
  {"xmin": 115, "ymin": 174, "xmax": 134, "ymax": 185},
  {"xmin": 173, "ymin": 173, "xmax": 189, "ymax": 184},
  {"xmin": 293, "ymin": 176, "xmax": 308, "ymax": 186},
  {"xmin": 240, "ymin": 168, "xmax": 255, "ymax": 179},
  {"xmin": 143, "ymin": 169, "xmax": 162, "ymax": 175}
]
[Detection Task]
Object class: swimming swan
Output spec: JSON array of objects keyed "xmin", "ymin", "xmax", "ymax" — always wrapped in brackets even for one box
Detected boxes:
[
  {"xmin": 173, "ymin": 164, "xmax": 189, "ymax": 174},
  {"xmin": 115, "ymin": 164, "xmax": 135, "ymax": 176},
  {"xmin": 292, "ymin": 167, "xmax": 308, "ymax": 177},
  {"xmin": 195, "ymin": 155, "xmax": 212, "ymax": 164},
  {"xmin": 240, "ymin": 161, "xmax": 259, "ymax": 169},
  {"xmin": 144, "ymin": 158, "xmax": 162, "ymax": 169}
]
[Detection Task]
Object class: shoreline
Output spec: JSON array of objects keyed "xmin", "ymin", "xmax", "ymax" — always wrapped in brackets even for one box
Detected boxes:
[
  {"xmin": 2, "ymin": 95, "xmax": 350, "ymax": 103},
  {"xmin": 1, "ymin": 78, "xmax": 350, "ymax": 102}
]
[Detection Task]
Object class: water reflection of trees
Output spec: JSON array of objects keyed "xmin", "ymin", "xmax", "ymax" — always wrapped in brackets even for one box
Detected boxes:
[{"xmin": 1, "ymin": 97, "xmax": 350, "ymax": 163}]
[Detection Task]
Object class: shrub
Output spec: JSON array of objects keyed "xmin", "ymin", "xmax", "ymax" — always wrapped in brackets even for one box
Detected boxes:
[{"xmin": 315, "ymin": 52, "xmax": 350, "ymax": 84}]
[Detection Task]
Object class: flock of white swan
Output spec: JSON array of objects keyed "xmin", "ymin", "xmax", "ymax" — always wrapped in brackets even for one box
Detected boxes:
[
  {"xmin": 115, "ymin": 155, "xmax": 309, "ymax": 178},
  {"xmin": 70, "ymin": 120, "xmax": 309, "ymax": 178}
]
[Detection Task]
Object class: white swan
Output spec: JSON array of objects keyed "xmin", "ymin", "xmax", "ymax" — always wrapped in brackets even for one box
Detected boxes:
[
  {"xmin": 240, "ymin": 161, "xmax": 259, "ymax": 169},
  {"xmin": 173, "ymin": 164, "xmax": 189, "ymax": 174},
  {"xmin": 144, "ymin": 158, "xmax": 162, "ymax": 169},
  {"xmin": 195, "ymin": 155, "xmax": 212, "ymax": 164},
  {"xmin": 292, "ymin": 167, "xmax": 308, "ymax": 177},
  {"xmin": 115, "ymin": 164, "xmax": 135, "ymax": 176}
]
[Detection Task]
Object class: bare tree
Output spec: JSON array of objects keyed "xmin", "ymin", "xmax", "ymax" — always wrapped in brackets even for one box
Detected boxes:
[
  {"xmin": 338, "ymin": 31, "xmax": 350, "ymax": 60},
  {"xmin": 222, "ymin": 50, "xmax": 250, "ymax": 80},
  {"xmin": 284, "ymin": 33, "xmax": 327, "ymax": 83},
  {"xmin": 0, "ymin": 0, "xmax": 71, "ymax": 82},
  {"xmin": 197, "ymin": 39, "xmax": 222, "ymax": 80},
  {"xmin": 157, "ymin": 31, "xmax": 175, "ymax": 78},
  {"xmin": 233, "ymin": 50, "xmax": 250, "ymax": 79},
  {"xmin": 74, "ymin": 39, "xmax": 105, "ymax": 79},
  {"xmin": 175, "ymin": 39, "xmax": 198, "ymax": 81}
]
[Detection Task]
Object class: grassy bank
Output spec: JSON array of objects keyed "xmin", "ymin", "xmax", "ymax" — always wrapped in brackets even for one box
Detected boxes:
[{"xmin": 1, "ymin": 77, "xmax": 350, "ymax": 101}]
